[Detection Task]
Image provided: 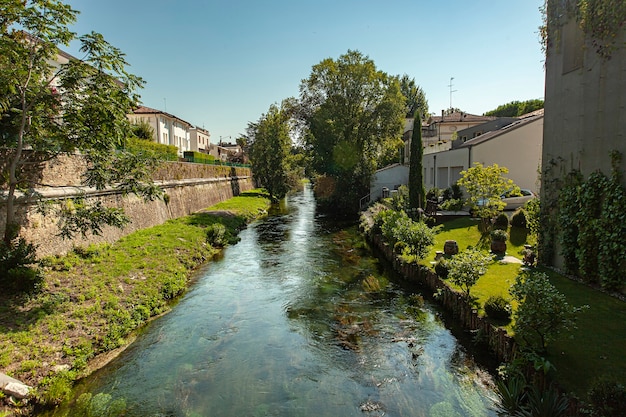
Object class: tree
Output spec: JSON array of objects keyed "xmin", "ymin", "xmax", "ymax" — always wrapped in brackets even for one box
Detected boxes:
[
  {"xmin": 511, "ymin": 271, "xmax": 587, "ymax": 353},
  {"xmin": 457, "ymin": 162, "xmax": 518, "ymax": 230},
  {"xmin": 130, "ymin": 121, "xmax": 154, "ymax": 140},
  {"xmin": 299, "ymin": 50, "xmax": 405, "ymax": 214},
  {"xmin": 408, "ymin": 112, "xmax": 425, "ymax": 212},
  {"xmin": 248, "ymin": 101, "xmax": 292, "ymax": 202},
  {"xmin": 1, "ymin": 1, "xmax": 160, "ymax": 247},
  {"xmin": 392, "ymin": 216, "xmax": 438, "ymax": 262},
  {"xmin": 483, "ymin": 99, "xmax": 544, "ymax": 117},
  {"xmin": 398, "ymin": 74, "xmax": 428, "ymax": 119},
  {"xmin": 447, "ymin": 248, "xmax": 491, "ymax": 299}
]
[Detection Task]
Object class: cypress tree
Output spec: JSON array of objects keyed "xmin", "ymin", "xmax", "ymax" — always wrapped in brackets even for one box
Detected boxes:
[{"xmin": 409, "ymin": 112, "xmax": 425, "ymax": 211}]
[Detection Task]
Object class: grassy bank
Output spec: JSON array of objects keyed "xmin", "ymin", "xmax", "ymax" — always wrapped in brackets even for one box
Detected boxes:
[{"xmin": 0, "ymin": 190, "xmax": 271, "ymax": 413}]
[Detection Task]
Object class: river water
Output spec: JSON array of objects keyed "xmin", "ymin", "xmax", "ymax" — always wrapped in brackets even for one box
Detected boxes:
[{"xmin": 51, "ymin": 185, "xmax": 498, "ymax": 417}]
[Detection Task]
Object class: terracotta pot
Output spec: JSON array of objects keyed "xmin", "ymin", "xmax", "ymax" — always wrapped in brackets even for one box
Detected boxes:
[{"xmin": 491, "ymin": 240, "xmax": 506, "ymax": 254}]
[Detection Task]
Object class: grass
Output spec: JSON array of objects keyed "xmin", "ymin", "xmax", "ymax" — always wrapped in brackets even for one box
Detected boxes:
[
  {"xmin": 427, "ymin": 217, "xmax": 524, "ymax": 327},
  {"xmin": 425, "ymin": 216, "xmax": 626, "ymax": 398},
  {"xmin": 546, "ymin": 269, "xmax": 626, "ymax": 397},
  {"xmin": 0, "ymin": 189, "xmax": 271, "ymax": 411}
]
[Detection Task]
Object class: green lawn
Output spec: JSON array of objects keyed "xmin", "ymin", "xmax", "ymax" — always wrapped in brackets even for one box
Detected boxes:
[{"xmin": 426, "ymin": 216, "xmax": 626, "ymax": 397}]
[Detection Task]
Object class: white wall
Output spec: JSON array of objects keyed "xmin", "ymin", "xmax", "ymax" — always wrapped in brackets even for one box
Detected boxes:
[
  {"xmin": 369, "ymin": 164, "xmax": 410, "ymax": 201},
  {"xmin": 472, "ymin": 118, "xmax": 543, "ymax": 192},
  {"xmin": 423, "ymin": 148, "xmax": 468, "ymax": 190}
]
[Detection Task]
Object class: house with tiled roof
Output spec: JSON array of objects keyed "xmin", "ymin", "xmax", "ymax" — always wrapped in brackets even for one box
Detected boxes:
[
  {"xmin": 422, "ymin": 109, "xmax": 543, "ymax": 191},
  {"xmin": 401, "ymin": 112, "xmax": 498, "ymax": 162},
  {"xmin": 128, "ymin": 106, "xmax": 193, "ymax": 156}
]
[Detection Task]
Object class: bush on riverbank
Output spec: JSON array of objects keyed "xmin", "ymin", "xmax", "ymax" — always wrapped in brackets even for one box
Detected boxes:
[{"xmin": 0, "ymin": 190, "xmax": 271, "ymax": 413}]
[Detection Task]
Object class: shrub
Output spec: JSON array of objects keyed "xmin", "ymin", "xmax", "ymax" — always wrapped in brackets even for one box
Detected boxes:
[
  {"xmin": 377, "ymin": 209, "xmax": 408, "ymax": 244},
  {"xmin": 391, "ymin": 216, "xmax": 438, "ymax": 262},
  {"xmin": 490, "ymin": 228, "xmax": 508, "ymax": 242},
  {"xmin": 511, "ymin": 271, "xmax": 588, "ymax": 352},
  {"xmin": 588, "ymin": 378, "xmax": 626, "ymax": 417},
  {"xmin": 206, "ymin": 223, "xmax": 227, "ymax": 247},
  {"xmin": 439, "ymin": 198, "xmax": 464, "ymax": 211},
  {"xmin": 484, "ymin": 295, "xmax": 512, "ymax": 320},
  {"xmin": 434, "ymin": 258, "xmax": 450, "ymax": 278},
  {"xmin": 127, "ymin": 137, "xmax": 178, "ymax": 161},
  {"xmin": 447, "ymin": 249, "xmax": 491, "ymax": 298},
  {"xmin": 510, "ymin": 209, "xmax": 528, "ymax": 228},
  {"xmin": 494, "ymin": 212, "xmax": 510, "ymax": 230}
]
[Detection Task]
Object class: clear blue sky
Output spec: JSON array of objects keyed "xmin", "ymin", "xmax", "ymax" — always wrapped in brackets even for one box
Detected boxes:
[{"xmin": 64, "ymin": 0, "xmax": 545, "ymax": 143}]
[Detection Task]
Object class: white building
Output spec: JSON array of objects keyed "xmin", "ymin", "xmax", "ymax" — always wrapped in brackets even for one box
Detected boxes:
[
  {"xmin": 189, "ymin": 127, "xmax": 211, "ymax": 153},
  {"xmin": 423, "ymin": 110, "xmax": 544, "ymax": 192},
  {"xmin": 128, "ymin": 106, "xmax": 192, "ymax": 156}
]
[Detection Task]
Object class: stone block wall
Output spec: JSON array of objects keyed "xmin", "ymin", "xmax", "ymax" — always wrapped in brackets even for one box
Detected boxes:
[{"xmin": 0, "ymin": 154, "xmax": 255, "ymax": 257}]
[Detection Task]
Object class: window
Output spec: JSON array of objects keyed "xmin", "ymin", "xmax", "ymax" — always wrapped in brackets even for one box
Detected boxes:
[{"xmin": 562, "ymin": 19, "xmax": 583, "ymax": 73}]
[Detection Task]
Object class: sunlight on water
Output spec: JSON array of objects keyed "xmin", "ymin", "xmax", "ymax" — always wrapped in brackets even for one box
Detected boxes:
[{"xmin": 49, "ymin": 185, "xmax": 498, "ymax": 417}]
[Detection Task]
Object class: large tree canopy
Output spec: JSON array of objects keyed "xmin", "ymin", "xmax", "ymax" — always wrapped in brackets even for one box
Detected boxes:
[
  {"xmin": 0, "ymin": 0, "xmax": 159, "ymax": 247},
  {"xmin": 248, "ymin": 101, "xmax": 292, "ymax": 202},
  {"xmin": 299, "ymin": 50, "xmax": 405, "ymax": 214}
]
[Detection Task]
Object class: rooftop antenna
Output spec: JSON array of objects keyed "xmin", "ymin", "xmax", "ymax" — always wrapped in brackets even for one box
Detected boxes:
[{"xmin": 448, "ymin": 77, "xmax": 457, "ymax": 110}]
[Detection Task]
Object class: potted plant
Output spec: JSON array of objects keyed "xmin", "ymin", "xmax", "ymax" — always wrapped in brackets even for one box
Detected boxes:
[{"xmin": 490, "ymin": 229, "xmax": 508, "ymax": 254}]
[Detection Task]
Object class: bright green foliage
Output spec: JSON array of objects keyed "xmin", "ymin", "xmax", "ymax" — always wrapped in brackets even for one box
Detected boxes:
[
  {"xmin": 483, "ymin": 99, "xmax": 544, "ymax": 117},
  {"xmin": 457, "ymin": 162, "xmax": 518, "ymax": 227},
  {"xmin": 377, "ymin": 209, "xmax": 408, "ymax": 244},
  {"xmin": 391, "ymin": 216, "xmax": 438, "ymax": 262},
  {"xmin": 511, "ymin": 271, "xmax": 587, "ymax": 353},
  {"xmin": 127, "ymin": 137, "xmax": 178, "ymax": 161},
  {"xmin": 408, "ymin": 113, "xmax": 425, "ymax": 211},
  {"xmin": 248, "ymin": 101, "xmax": 292, "ymax": 202},
  {"xmin": 447, "ymin": 248, "xmax": 491, "ymax": 298},
  {"xmin": 299, "ymin": 50, "xmax": 405, "ymax": 214},
  {"xmin": 398, "ymin": 74, "xmax": 428, "ymax": 119},
  {"xmin": 0, "ymin": 0, "xmax": 158, "ymax": 246},
  {"xmin": 130, "ymin": 120, "xmax": 154, "ymax": 140}
]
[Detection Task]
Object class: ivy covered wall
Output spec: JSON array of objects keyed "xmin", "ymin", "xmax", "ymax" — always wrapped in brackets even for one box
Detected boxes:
[{"xmin": 541, "ymin": 0, "xmax": 626, "ymax": 287}]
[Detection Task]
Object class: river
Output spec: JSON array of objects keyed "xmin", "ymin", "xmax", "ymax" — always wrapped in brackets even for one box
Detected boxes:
[{"xmin": 48, "ymin": 185, "xmax": 498, "ymax": 417}]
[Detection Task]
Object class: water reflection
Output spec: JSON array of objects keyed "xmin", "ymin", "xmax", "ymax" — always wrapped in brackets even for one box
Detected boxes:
[{"xmin": 48, "ymin": 185, "xmax": 498, "ymax": 417}]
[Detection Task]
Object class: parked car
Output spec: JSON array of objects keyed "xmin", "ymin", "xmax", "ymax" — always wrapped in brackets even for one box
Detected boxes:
[
  {"xmin": 475, "ymin": 189, "xmax": 536, "ymax": 211},
  {"xmin": 501, "ymin": 189, "xmax": 536, "ymax": 210}
]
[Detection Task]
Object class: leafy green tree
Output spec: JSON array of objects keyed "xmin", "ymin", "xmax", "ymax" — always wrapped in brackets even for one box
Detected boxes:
[
  {"xmin": 457, "ymin": 162, "xmax": 518, "ymax": 230},
  {"xmin": 398, "ymin": 74, "xmax": 428, "ymax": 118},
  {"xmin": 483, "ymin": 99, "xmax": 544, "ymax": 117},
  {"xmin": 511, "ymin": 271, "xmax": 587, "ymax": 353},
  {"xmin": 130, "ymin": 121, "xmax": 154, "ymax": 140},
  {"xmin": 408, "ymin": 112, "xmax": 425, "ymax": 212},
  {"xmin": 299, "ymin": 50, "xmax": 405, "ymax": 214},
  {"xmin": 447, "ymin": 248, "xmax": 491, "ymax": 298},
  {"xmin": 248, "ymin": 101, "xmax": 292, "ymax": 202},
  {"xmin": 0, "ymin": 0, "xmax": 160, "ymax": 247}
]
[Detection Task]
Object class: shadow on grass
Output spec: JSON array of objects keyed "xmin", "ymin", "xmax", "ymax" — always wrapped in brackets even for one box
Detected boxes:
[
  {"xmin": 239, "ymin": 189, "xmax": 271, "ymax": 198},
  {"xmin": 0, "ymin": 287, "xmax": 60, "ymax": 334},
  {"xmin": 186, "ymin": 211, "xmax": 245, "ymax": 227}
]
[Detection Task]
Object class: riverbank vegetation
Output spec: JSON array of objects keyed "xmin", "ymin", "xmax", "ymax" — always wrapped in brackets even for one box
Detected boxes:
[
  {"xmin": 0, "ymin": 190, "xmax": 271, "ymax": 414},
  {"xmin": 361, "ymin": 191, "xmax": 626, "ymax": 414}
]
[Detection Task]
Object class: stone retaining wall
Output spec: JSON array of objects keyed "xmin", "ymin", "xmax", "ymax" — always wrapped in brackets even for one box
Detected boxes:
[{"xmin": 1, "ymin": 154, "xmax": 255, "ymax": 257}]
